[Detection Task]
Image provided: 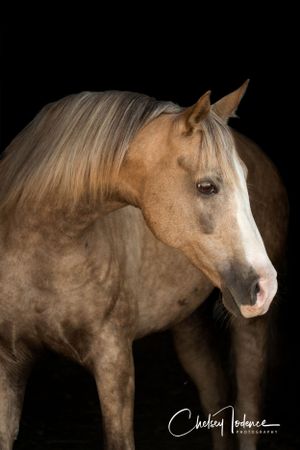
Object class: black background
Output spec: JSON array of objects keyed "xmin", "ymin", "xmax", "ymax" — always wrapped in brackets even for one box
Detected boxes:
[{"xmin": 1, "ymin": 15, "xmax": 299, "ymax": 450}]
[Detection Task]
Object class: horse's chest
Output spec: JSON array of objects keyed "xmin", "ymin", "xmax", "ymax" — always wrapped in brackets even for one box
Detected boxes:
[{"xmin": 134, "ymin": 264, "xmax": 213, "ymax": 338}]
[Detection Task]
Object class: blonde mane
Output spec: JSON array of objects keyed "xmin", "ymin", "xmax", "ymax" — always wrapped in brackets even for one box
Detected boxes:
[
  {"xmin": 0, "ymin": 91, "xmax": 238, "ymax": 213},
  {"xmin": 0, "ymin": 91, "xmax": 181, "ymax": 212}
]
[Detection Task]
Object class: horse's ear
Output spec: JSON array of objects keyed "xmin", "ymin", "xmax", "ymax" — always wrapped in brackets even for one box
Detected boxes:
[
  {"xmin": 184, "ymin": 91, "xmax": 211, "ymax": 131},
  {"xmin": 212, "ymin": 80, "xmax": 250, "ymax": 123}
]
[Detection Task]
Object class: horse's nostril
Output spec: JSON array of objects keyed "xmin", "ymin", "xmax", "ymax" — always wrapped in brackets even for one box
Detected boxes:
[{"xmin": 250, "ymin": 280, "xmax": 261, "ymax": 305}]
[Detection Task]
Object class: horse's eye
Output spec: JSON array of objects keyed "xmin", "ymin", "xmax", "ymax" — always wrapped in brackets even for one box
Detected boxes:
[{"xmin": 196, "ymin": 181, "xmax": 218, "ymax": 196}]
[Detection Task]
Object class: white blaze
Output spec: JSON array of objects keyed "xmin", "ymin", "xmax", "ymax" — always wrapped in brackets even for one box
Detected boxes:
[{"xmin": 233, "ymin": 157, "xmax": 277, "ymax": 318}]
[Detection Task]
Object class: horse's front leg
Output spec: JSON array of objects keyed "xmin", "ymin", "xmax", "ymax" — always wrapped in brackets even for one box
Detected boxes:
[
  {"xmin": 0, "ymin": 345, "xmax": 35, "ymax": 450},
  {"xmin": 91, "ymin": 328, "xmax": 135, "ymax": 450},
  {"xmin": 231, "ymin": 314, "xmax": 269, "ymax": 450},
  {"xmin": 172, "ymin": 310, "xmax": 233, "ymax": 450}
]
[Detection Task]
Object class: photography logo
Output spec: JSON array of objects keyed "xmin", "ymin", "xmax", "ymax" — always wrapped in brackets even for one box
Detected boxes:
[{"xmin": 168, "ymin": 406, "xmax": 280, "ymax": 437}]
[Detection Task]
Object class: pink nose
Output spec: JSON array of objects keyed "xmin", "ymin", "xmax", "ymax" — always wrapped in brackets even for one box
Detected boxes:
[{"xmin": 240, "ymin": 276, "xmax": 278, "ymax": 319}]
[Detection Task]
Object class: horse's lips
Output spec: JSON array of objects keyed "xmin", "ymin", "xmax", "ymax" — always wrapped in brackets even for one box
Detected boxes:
[
  {"xmin": 222, "ymin": 276, "xmax": 278, "ymax": 319},
  {"xmin": 221, "ymin": 288, "xmax": 241, "ymax": 317}
]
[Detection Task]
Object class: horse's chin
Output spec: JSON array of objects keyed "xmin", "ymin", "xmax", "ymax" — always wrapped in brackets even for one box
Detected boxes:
[{"xmin": 221, "ymin": 288, "xmax": 241, "ymax": 317}]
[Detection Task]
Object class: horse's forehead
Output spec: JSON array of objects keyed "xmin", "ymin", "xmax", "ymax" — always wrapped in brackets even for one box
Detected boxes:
[
  {"xmin": 176, "ymin": 137, "xmax": 238, "ymax": 177},
  {"xmin": 142, "ymin": 115, "xmax": 242, "ymax": 182}
]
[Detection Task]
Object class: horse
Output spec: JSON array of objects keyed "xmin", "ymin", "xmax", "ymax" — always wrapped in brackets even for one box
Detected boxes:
[{"xmin": 0, "ymin": 83, "xmax": 287, "ymax": 450}]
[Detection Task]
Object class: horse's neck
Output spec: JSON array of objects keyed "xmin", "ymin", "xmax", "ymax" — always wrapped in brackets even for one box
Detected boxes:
[
  {"xmin": 0, "ymin": 202, "xmax": 146, "ymax": 260},
  {"xmin": 1, "ymin": 198, "xmax": 118, "ymax": 231},
  {"xmin": 97, "ymin": 206, "xmax": 147, "ymax": 257}
]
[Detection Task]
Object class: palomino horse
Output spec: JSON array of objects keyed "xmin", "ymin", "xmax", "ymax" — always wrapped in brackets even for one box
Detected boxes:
[{"xmin": 0, "ymin": 83, "xmax": 287, "ymax": 450}]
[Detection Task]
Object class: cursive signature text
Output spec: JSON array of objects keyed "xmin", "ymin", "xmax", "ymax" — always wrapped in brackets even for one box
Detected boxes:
[{"xmin": 168, "ymin": 406, "xmax": 280, "ymax": 438}]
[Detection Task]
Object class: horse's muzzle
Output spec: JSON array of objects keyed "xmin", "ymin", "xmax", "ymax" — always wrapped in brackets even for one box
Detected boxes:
[
  {"xmin": 239, "ymin": 273, "xmax": 278, "ymax": 318},
  {"xmin": 221, "ymin": 264, "xmax": 278, "ymax": 318}
]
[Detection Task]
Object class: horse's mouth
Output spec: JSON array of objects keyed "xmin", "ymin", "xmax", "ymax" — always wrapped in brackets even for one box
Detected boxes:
[
  {"xmin": 221, "ymin": 288, "xmax": 242, "ymax": 317},
  {"xmin": 221, "ymin": 286, "xmax": 274, "ymax": 319}
]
